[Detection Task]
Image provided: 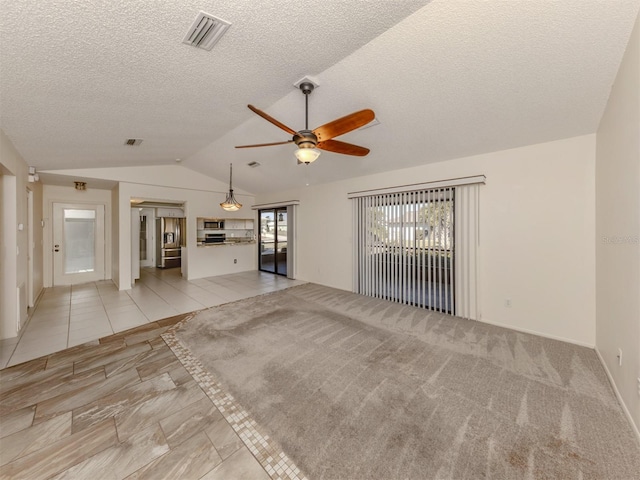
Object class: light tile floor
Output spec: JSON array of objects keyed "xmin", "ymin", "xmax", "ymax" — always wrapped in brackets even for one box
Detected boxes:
[{"xmin": 0, "ymin": 268, "xmax": 304, "ymax": 369}]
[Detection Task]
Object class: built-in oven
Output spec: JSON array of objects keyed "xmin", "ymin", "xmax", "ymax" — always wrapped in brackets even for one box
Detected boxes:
[
  {"xmin": 204, "ymin": 220, "xmax": 224, "ymax": 229},
  {"xmin": 204, "ymin": 233, "xmax": 226, "ymax": 244}
]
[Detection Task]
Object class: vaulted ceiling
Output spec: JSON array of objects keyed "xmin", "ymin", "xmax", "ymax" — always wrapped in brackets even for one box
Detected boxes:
[{"xmin": 1, "ymin": 1, "xmax": 638, "ymax": 194}]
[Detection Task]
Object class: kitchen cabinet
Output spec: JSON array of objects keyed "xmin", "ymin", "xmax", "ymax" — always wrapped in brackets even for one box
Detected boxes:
[
  {"xmin": 156, "ymin": 207, "xmax": 184, "ymax": 218},
  {"xmin": 221, "ymin": 219, "xmax": 251, "ymax": 229}
]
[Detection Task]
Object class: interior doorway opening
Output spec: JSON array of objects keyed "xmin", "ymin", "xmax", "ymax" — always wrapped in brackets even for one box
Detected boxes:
[
  {"xmin": 27, "ymin": 188, "xmax": 34, "ymax": 308},
  {"xmin": 138, "ymin": 208, "xmax": 155, "ymax": 267}
]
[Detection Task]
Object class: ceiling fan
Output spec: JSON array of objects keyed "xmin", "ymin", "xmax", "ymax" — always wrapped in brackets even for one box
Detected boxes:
[{"xmin": 235, "ymin": 82, "xmax": 375, "ymax": 164}]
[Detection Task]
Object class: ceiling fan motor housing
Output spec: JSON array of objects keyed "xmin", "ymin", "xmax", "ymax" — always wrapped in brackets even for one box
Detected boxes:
[
  {"xmin": 293, "ymin": 129, "xmax": 317, "ymax": 148},
  {"xmin": 299, "ymin": 82, "xmax": 315, "ymax": 95}
]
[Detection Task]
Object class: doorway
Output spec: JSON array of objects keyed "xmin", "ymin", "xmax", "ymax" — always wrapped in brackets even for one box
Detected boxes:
[
  {"xmin": 27, "ymin": 188, "xmax": 34, "ymax": 308},
  {"xmin": 53, "ymin": 203, "xmax": 105, "ymax": 285},
  {"xmin": 259, "ymin": 208, "xmax": 287, "ymax": 276},
  {"xmin": 139, "ymin": 208, "xmax": 155, "ymax": 267}
]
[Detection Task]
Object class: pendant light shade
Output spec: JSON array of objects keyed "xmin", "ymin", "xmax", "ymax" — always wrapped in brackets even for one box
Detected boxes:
[{"xmin": 220, "ymin": 163, "xmax": 242, "ymax": 211}]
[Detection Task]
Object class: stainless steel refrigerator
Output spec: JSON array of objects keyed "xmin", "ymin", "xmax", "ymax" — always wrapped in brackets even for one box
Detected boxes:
[{"xmin": 156, "ymin": 217, "xmax": 185, "ymax": 268}]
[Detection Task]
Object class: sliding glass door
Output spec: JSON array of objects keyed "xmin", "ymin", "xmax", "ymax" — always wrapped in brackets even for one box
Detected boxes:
[
  {"xmin": 259, "ymin": 208, "xmax": 287, "ymax": 275},
  {"xmin": 352, "ymin": 183, "xmax": 482, "ymax": 319},
  {"xmin": 353, "ymin": 189, "xmax": 455, "ymax": 314}
]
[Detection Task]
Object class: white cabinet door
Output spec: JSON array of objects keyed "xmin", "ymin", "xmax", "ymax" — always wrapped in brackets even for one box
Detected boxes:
[{"xmin": 157, "ymin": 208, "xmax": 184, "ymax": 217}]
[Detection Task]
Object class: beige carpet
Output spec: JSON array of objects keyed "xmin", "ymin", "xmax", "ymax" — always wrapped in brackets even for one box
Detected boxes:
[{"xmin": 175, "ymin": 283, "xmax": 640, "ymax": 480}]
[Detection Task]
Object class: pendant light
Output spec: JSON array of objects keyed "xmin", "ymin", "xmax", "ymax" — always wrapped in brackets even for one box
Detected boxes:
[{"xmin": 220, "ymin": 163, "xmax": 242, "ymax": 211}]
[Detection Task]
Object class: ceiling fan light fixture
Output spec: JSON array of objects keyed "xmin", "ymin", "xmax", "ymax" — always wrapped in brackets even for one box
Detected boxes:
[
  {"xmin": 235, "ymin": 79, "xmax": 374, "ymax": 159},
  {"xmin": 220, "ymin": 163, "xmax": 242, "ymax": 211},
  {"xmin": 294, "ymin": 147, "xmax": 321, "ymax": 164}
]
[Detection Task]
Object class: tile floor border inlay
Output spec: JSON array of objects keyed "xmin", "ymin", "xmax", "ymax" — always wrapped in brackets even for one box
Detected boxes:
[{"xmin": 162, "ymin": 316, "xmax": 307, "ymax": 480}]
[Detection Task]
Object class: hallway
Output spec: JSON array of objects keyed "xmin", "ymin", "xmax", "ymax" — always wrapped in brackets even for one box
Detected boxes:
[{"xmin": 0, "ymin": 269, "xmax": 304, "ymax": 368}]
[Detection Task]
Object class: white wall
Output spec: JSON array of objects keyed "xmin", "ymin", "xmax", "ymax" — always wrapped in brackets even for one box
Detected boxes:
[
  {"xmin": 40, "ymin": 165, "xmax": 253, "ymax": 196},
  {"xmin": 0, "ymin": 173, "xmax": 6, "ymax": 333},
  {"xmin": 42, "ymin": 185, "xmax": 112, "ymax": 287},
  {"xmin": 256, "ymin": 134, "xmax": 597, "ymax": 346},
  {"xmin": 111, "ymin": 184, "xmax": 120, "ymax": 289},
  {"xmin": 595, "ymin": 12, "xmax": 640, "ymax": 433},
  {"xmin": 0, "ymin": 171, "xmax": 18, "ymax": 339},
  {"xmin": 42, "ymin": 165, "xmax": 258, "ymax": 290},
  {"xmin": 30, "ymin": 180, "xmax": 44, "ymax": 306},
  {"xmin": 116, "ymin": 181, "xmax": 256, "ymax": 289},
  {"xmin": 0, "ymin": 129, "xmax": 44, "ymax": 339}
]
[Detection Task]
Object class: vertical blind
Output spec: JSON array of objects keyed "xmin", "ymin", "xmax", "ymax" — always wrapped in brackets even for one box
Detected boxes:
[
  {"xmin": 453, "ymin": 184, "xmax": 480, "ymax": 320},
  {"xmin": 351, "ymin": 181, "xmax": 481, "ymax": 320}
]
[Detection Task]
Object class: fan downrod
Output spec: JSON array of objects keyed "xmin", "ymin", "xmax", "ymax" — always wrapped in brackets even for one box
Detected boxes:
[{"xmin": 299, "ymin": 82, "xmax": 315, "ymax": 130}]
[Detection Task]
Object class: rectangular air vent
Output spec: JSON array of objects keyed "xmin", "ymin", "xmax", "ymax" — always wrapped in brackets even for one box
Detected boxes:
[
  {"xmin": 125, "ymin": 138, "xmax": 143, "ymax": 146},
  {"xmin": 183, "ymin": 11, "xmax": 231, "ymax": 51}
]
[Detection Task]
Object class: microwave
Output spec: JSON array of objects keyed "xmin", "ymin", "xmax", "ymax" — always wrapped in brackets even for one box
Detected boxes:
[{"xmin": 204, "ymin": 220, "xmax": 224, "ymax": 229}]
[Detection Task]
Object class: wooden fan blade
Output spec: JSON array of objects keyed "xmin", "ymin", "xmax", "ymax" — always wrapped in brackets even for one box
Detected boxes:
[
  {"xmin": 313, "ymin": 109, "xmax": 375, "ymax": 142},
  {"xmin": 317, "ymin": 139, "xmax": 370, "ymax": 156},
  {"xmin": 235, "ymin": 140, "xmax": 294, "ymax": 149},
  {"xmin": 248, "ymin": 105, "xmax": 296, "ymax": 135}
]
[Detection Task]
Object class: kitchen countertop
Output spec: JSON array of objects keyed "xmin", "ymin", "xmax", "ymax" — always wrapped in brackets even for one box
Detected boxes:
[{"xmin": 196, "ymin": 241, "xmax": 256, "ymax": 247}]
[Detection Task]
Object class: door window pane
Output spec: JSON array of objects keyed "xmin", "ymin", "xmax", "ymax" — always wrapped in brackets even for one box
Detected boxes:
[
  {"xmin": 64, "ymin": 209, "xmax": 96, "ymax": 274},
  {"xmin": 260, "ymin": 211, "xmax": 275, "ymax": 272},
  {"xmin": 260, "ymin": 208, "xmax": 288, "ymax": 276}
]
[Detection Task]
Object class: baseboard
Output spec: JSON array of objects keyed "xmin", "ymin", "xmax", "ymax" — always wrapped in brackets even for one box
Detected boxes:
[
  {"xmin": 477, "ymin": 317, "xmax": 595, "ymax": 349},
  {"xmin": 595, "ymin": 347, "xmax": 640, "ymax": 442},
  {"xmin": 31, "ymin": 286, "xmax": 44, "ymax": 308}
]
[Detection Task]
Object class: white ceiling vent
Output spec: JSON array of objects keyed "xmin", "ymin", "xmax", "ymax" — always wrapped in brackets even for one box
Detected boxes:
[
  {"xmin": 183, "ymin": 11, "xmax": 231, "ymax": 51},
  {"xmin": 124, "ymin": 138, "xmax": 143, "ymax": 146}
]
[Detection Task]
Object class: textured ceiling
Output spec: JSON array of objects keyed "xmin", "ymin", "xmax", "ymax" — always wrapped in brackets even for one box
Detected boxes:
[{"xmin": 1, "ymin": 0, "xmax": 638, "ymax": 194}]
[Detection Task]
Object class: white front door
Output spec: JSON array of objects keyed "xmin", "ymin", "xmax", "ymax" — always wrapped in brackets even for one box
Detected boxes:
[{"xmin": 53, "ymin": 203, "xmax": 105, "ymax": 285}]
